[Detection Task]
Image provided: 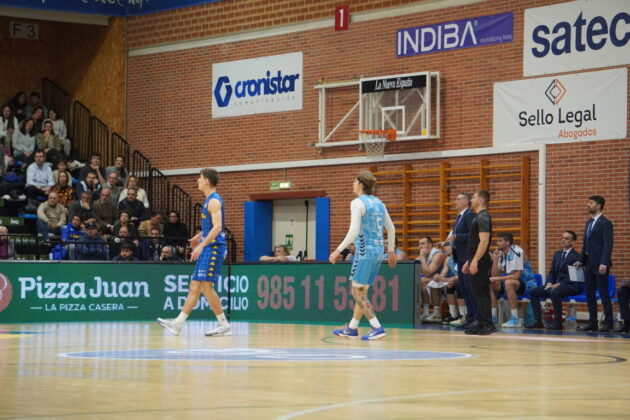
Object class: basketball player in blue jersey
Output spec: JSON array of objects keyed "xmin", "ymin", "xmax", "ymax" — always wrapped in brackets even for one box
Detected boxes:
[
  {"xmin": 157, "ymin": 168, "xmax": 231, "ymax": 336},
  {"xmin": 329, "ymin": 171, "xmax": 396, "ymax": 340}
]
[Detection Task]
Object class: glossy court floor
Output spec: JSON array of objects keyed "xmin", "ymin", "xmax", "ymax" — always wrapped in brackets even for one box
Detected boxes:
[{"xmin": 1, "ymin": 322, "xmax": 630, "ymax": 419}]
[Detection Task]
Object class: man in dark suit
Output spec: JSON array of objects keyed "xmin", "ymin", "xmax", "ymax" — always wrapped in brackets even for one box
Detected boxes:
[
  {"xmin": 526, "ymin": 230, "xmax": 581, "ymax": 329},
  {"xmin": 447, "ymin": 193, "xmax": 478, "ymax": 328},
  {"xmin": 575, "ymin": 195, "xmax": 614, "ymax": 332}
]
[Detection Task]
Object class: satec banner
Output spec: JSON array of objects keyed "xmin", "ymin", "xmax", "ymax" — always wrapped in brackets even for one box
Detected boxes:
[
  {"xmin": 396, "ymin": 12, "xmax": 513, "ymax": 58},
  {"xmin": 0, "ymin": 262, "xmax": 415, "ymax": 326},
  {"xmin": 524, "ymin": 0, "xmax": 630, "ymax": 76},
  {"xmin": 212, "ymin": 52, "xmax": 303, "ymax": 118},
  {"xmin": 493, "ymin": 68, "xmax": 627, "ymax": 146}
]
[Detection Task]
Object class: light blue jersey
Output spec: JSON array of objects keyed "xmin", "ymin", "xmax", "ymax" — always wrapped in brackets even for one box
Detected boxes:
[
  {"xmin": 350, "ymin": 195, "xmax": 387, "ymax": 286},
  {"xmin": 354, "ymin": 195, "xmax": 386, "ymax": 259}
]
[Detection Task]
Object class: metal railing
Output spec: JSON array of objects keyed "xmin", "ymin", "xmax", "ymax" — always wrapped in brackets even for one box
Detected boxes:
[{"xmin": 38, "ymin": 79, "xmax": 201, "ymax": 236}]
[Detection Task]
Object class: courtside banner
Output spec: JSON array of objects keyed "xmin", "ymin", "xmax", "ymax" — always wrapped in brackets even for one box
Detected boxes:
[
  {"xmin": 0, "ymin": 262, "xmax": 415, "ymax": 326},
  {"xmin": 493, "ymin": 68, "xmax": 627, "ymax": 146},
  {"xmin": 212, "ymin": 52, "xmax": 303, "ymax": 118},
  {"xmin": 524, "ymin": 0, "xmax": 630, "ymax": 76},
  {"xmin": 396, "ymin": 12, "xmax": 513, "ymax": 58}
]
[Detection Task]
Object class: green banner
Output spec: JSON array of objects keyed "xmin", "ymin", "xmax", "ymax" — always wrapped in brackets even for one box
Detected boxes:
[{"xmin": 0, "ymin": 262, "xmax": 416, "ymax": 326}]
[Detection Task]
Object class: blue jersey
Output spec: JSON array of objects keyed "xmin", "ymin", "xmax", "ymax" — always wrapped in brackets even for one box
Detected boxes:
[
  {"xmin": 354, "ymin": 195, "xmax": 386, "ymax": 260},
  {"xmin": 201, "ymin": 192, "xmax": 226, "ymax": 246}
]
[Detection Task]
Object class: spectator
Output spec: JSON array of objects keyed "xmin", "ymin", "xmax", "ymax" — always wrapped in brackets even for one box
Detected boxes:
[
  {"xmin": 118, "ymin": 188, "xmax": 145, "ymax": 225},
  {"xmin": 260, "ymin": 244, "xmax": 296, "ymax": 262},
  {"xmin": 106, "ymin": 155, "xmax": 128, "ymax": 187},
  {"xmin": 0, "ymin": 226, "xmax": 16, "ymax": 259},
  {"xmin": 60, "ymin": 215, "xmax": 84, "ymax": 260},
  {"xmin": 416, "ymin": 236, "xmax": 447, "ymax": 322},
  {"xmin": 75, "ymin": 170, "xmax": 101, "ymax": 201},
  {"xmin": 51, "ymin": 170, "xmax": 75, "ymax": 207},
  {"xmin": 140, "ymin": 227, "xmax": 164, "ymax": 261},
  {"xmin": 1, "ymin": 104, "xmax": 18, "ymax": 153},
  {"xmin": 163, "ymin": 210, "xmax": 189, "ymax": 257},
  {"xmin": 76, "ymin": 222, "xmax": 108, "ymax": 260},
  {"xmin": 25, "ymin": 92, "xmax": 47, "ymax": 120},
  {"xmin": 384, "ymin": 237, "xmax": 408, "ymax": 261},
  {"xmin": 119, "ymin": 175, "xmax": 149, "ymax": 209},
  {"xmin": 9, "ymin": 92, "xmax": 27, "ymax": 122},
  {"xmin": 25, "ymin": 150, "xmax": 54, "ymax": 203},
  {"xmin": 111, "ymin": 241, "xmax": 138, "ymax": 262},
  {"xmin": 36, "ymin": 120, "xmax": 64, "ymax": 165},
  {"xmin": 12, "ymin": 119, "xmax": 36, "ymax": 163},
  {"xmin": 68, "ymin": 191, "xmax": 96, "ymax": 227},
  {"xmin": 489, "ymin": 233, "xmax": 537, "ymax": 328},
  {"xmin": 109, "ymin": 225, "xmax": 140, "ymax": 259},
  {"xmin": 159, "ymin": 245, "xmax": 175, "ymax": 261},
  {"xmin": 36, "ymin": 191, "xmax": 66, "ymax": 241},
  {"xmin": 47, "ymin": 109, "xmax": 70, "ymax": 156},
  {"xmin": 79, "ymin": 152, "xmax": 106, "ymax": 184},
  {"xmin": 27, "ymin": 106, "xmax": 45, "ymax": 133},
  {"xmin": 112, "ymin": 210, "xmax": 138, "ymax": 239},
  {"xmin": 526, "ymin": 230, "xmax": 580, "ymax": 330},
  {"xmin": 52, "ymin": 158, "xmax": 73, "ymax": 184},
  {"xmin": 93, "ymin": 187, "xmax": 118, "ymax": 233},
  {"xmin": 138, "ymin": 210, "xmax": 163, "ymax": 237},
  {"xmin": 102, "ymin": 171, "xmax": 122, "ymax": 202}
]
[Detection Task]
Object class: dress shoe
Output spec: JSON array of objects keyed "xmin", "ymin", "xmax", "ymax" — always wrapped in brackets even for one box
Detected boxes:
[
  {"xmin": 477, "ymin": 324, "xmax": 497, "ymax": 335},
  {"xmin": 611, "ymin": 323, "xmax": 630, "ymax": 333},
  {"xmin": 461, "ymin": 317, "xmax": 476, "ymax": 328},
  {"xmin": 577, "ymin": 323, "xmax": 598, "ymax": 332},
  {"xmin": 546, "ymin": 323, "xmax": 563, "ymax": 330},
  {"xmin": 598, "ymin": 323, "xmax": 613, "ymax": 333},
  {"xmin": 525, "ymin": 320, "xmax": 544, "ymax": 329},
  {"xmin": 464, "ymin": 320, "xmax": 479, "ymax": 330}
]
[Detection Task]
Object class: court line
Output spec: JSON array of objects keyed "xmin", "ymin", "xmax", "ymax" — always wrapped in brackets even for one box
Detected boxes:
[{"xmin": 273, "ymin": 383, "xmax": 630, "ymax": 420}]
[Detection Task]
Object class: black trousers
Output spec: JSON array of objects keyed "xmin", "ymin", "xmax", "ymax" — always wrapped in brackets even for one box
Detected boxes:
[
  {"xmin": 585, "ymin": 267, "xmax": 613, "ymax": 324},
  {"xmin": 457, "ymin": 258, "xmax": 477, "ymax": 320},
  {"xmin": 470, "ymin": 255, "xmax": 493, "ymax": 325},
  {"xmin": 617, "ymin": 286, "xmax": 630, "ymax": 321},
  {"xmin": 529, "ymin": 282, "xmax": 581, "ymax": 324}
]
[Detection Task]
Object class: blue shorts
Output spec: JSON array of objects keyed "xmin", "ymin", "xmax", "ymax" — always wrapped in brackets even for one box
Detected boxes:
[
  {"xmin": 192, "ymin": 243, "xmax": 226, "ymax": 282},
  {"xmin": 349, "ymin": 257, "xmax": 382, "ymax": 287}
]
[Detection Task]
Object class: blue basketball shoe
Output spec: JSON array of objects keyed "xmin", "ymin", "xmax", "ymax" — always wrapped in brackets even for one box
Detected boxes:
[
  {"xmin": 333, "ymin": 324, "xmax": 359, "ymax": 338},
  {"xmin": 361, "ymin": 327, "xmax": 386, "ymax": 340}
]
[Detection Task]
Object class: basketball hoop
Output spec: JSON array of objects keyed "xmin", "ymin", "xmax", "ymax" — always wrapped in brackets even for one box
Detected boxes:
[{"xmin": 359, "ymin": 129, "xmax": 397, "ymax": 159}]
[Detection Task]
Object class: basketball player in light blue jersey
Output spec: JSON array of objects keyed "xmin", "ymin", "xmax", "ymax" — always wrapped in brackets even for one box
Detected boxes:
[
  {"xmin": 157, "ymin": 168, "xmax": 231, "ymax": 336},
  {"xmin": 329, "ymin": 171, "xmax": 396, "ymax": 340}
]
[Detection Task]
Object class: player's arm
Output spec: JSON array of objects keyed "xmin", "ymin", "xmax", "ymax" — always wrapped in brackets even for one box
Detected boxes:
[
  {"xmin": 329, "ymin": 199, "xmax": 364, "ymax": 264},
  {"xmin": 190, "ymin": 198, "xmax": 222, "ymax": 261},
  {"xmin": 383, "ymin": 206, "xmax": 397, "ymax": 268}
]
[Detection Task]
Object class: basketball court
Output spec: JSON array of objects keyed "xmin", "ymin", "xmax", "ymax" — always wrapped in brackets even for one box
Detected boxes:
[{"xmin": 2, "ymin": 321, "xmax": 629, "ymax": 419}]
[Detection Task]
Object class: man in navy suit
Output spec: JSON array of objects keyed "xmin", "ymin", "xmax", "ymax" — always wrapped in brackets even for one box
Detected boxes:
[
  {"xmin": 526, "ymin": 230, "xmax": 581, "ymax": 329},
  {"xmin": 448, "ymin": 193, "xmax": 477, "ymax": 328},
  {"xmin": 575, "ymin": 195, "xmax": 614, "ymax": 332}
]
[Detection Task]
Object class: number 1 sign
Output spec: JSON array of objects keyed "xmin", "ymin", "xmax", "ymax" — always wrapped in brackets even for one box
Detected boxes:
[{"xmin": 335, "ymin": 6, "xmax": 349, "ymax": 31}]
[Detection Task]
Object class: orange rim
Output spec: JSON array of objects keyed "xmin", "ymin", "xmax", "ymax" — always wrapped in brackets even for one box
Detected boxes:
[{"xmin": 359, "ymin": 129, "xmax": 397, "ymax": 141}]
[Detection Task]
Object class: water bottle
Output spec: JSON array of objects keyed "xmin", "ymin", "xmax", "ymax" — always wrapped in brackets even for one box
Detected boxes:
[
  {"xmin": 566, "ymin": 304, "xmax": 577, "ymax": 330},
  {"xmin": 543, "ymin": 302, "xmax": 554, "ymax": 329}
]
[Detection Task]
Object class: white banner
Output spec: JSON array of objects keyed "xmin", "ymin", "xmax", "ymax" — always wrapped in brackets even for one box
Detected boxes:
[
  {"xmin": 212, "ymin": 52, "xmax": 303, "ymax": 118},
  {"xmin": 493, "ymin": 68, "xmax": 627, "ymax": 146},
  {"xmin": 524, "ymin": 0, "xmax": 630, "ymax": 76}
]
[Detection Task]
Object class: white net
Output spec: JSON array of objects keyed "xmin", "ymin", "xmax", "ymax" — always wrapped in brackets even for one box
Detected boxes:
[{"xmin": 359, "ymin": 130, "xmax": 395, "ymax": 159}]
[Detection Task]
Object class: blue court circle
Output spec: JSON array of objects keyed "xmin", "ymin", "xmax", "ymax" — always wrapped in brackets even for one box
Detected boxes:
[{"xmin": 62, "ymin": 348, "xmax": 473, "ymax": 361}]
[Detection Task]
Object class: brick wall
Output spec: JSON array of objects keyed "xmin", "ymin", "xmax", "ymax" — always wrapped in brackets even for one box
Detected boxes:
[{"xmin": 126, "ymin": 0, "xmax": 630, "ymax": 285}]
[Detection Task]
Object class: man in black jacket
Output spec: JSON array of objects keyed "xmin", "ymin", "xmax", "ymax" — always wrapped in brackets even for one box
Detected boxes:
[
  {"xmin": 526, "ymin": 230, "xmax": 581, "ymax": 330},
  {"xmin": 575, "ymin": 195, "xmax": 614, "ymax": 332}
]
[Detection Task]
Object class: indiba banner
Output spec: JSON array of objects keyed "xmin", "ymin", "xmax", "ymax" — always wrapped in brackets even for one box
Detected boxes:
[{"xmin": 493, "ymin": 68, "xmax": 627, "ymax": 146}]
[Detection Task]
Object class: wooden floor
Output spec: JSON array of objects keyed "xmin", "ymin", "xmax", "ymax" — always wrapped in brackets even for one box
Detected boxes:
[{"xmin": 1, "ymin": 321, "xmax": 630, "ymax": 419}]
